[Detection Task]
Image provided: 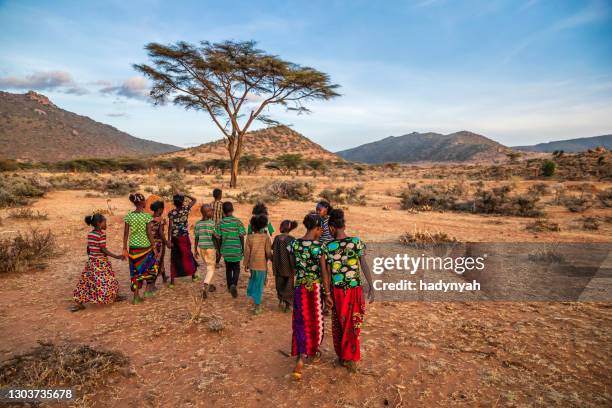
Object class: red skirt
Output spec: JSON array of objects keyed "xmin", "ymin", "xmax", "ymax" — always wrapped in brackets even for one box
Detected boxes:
[
  {"xmin": 332, "ymin": 286, "xmax": 365, "ymax": 362},
  {"xmin": 170, "ymin": 235, "xmax": 197, "ymax": 278},
  {"xmin": 291, "ymin": 283, "xmax": 324, "ymax": 357}
]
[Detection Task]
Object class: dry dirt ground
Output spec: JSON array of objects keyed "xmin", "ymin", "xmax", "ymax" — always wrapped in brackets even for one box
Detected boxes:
[{"xmin": 0, "ymin": 173, "xmax": 611, "ymax": 407}]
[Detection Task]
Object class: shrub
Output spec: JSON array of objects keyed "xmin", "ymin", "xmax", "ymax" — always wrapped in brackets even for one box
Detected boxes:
[
  {"xmin": 561, "ymin": 195, "xmax": 593, "ymax": 213},
  {"xmin": 0, "ymin": 229, "xmax": 56, "ymax": 274},
  {"xmin": 399, "ymin": 229, "xmax": 457, "ymax": 249},
  {"xmin": 8, "ymin": 208, "xmax": 48, "ymax": 220},
  {"xmin": 319, "ymin": 185, "xmax": 367, "ymax": 206},
  {"xmin": 0, "ymin": 174, "xmax": 49, "ymax": 207},
  {"xmin": 526, "ymin": 219, "xmax": 560, "ymax": 233},
  {"xmin": 581, "ymin": 216, "xmax": 599, "ymax": 230},
  {"xmin": 153, "ymin": 172, "xmax": 191, "ymax": 200},
  {"xmin": 541, "ymin": 160, "xmax": 556, "ymax": 177},
  {"xmin": 399, "ymin": 183, "xmax": 461, "ymax": 211},
  {"xmin": 597, "ymin": 187, "xmax": 612, "ymax": 207},
  {"xmin": 527, "ymin": 183, "xmax": 550, "ymax": 196},
  {"xmin": 260, "ymin": 180, "xmax": 314, "ymax": 202}
]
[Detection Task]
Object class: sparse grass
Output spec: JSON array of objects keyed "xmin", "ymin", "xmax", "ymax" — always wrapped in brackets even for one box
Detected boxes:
[
  {"xmin": 0, "ymin": 173, "xmax": 49, "ymax": 207},
  {"xmin": 399, "ymin": 228, "xmax": 457, "ymax": 248},
  {"xmin": 7, "ymin": 207, "xmax": 48, "ymax": 220},
  {"xmin": 528, "ymin": 245, "xmax": 565, "ymax": 264},
  {"xmin": 581, "ymin": 216, "xmax": 599, "ymax": 231},
  {"xmin": 0, "ymin": 341, "xmax": 129, "ymax": 392},
  {"xmin": 319, "ymin": 184, "xmax": 367, "ymax": 206},
  {"xmin": 526, "ymin": 219, "xmax": 560, "ymax": 233},
  {"xmin": 0, "ymin": 228, "xmax": 57, "ymax": 274}
]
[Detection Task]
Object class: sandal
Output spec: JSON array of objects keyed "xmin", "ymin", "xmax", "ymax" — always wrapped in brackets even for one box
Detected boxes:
[
  {"xmin": 70, "ymin": 303, "xmax": 85, "ymax": 312},
  {"xmin": 132, "ymin": 297, "xmax": 144, "ymax": 305},
  {"xmin": 208, "ymin": 284, "xmax": 216, "ymax": 293},
  {"xmin": 343, "ymin": 360, "xmax": 357, "ymax": 373}
]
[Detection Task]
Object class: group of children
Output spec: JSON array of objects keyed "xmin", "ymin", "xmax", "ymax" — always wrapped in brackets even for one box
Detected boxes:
[{"xmin": 72, "ymin": 188, "xmax": 375, "ymax": 377}]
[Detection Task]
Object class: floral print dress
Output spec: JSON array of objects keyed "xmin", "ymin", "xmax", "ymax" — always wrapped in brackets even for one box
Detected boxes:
[{"xmin": 73, "ymin": 229, "xmax": 119, "ymax": 304}]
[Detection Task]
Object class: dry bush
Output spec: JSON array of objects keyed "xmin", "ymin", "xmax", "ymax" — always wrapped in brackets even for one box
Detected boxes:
[
  {"xmin": 47, "ymin": 174, "xmax": 140, "ymax": 196},
  {"xmin": 399, "ymin": 228, "xmax": 457, "ymax": 249},
  {"xmin": 527, "ymin": 183, "xmax": 550, "ymax": 196},
  {"xmin": 8, "ymin": 208, "xmax": 48, "ymax": 220},
  {"xmin": 528, "ymin": 245, "xmax": 565, "ymax": 264},
  {"xmin": 399, "ymin": 183, "xmax": 462, "ymax": 211},
  {"xmin": 526, "ymin": 219, "xmax": 560, "ymax": 233},
  {"xmin": 561, "ymin": 195, "xmax": 594, "ymax": 213},
  {"xmin": 0, "ymin": 174, "xmax": 49, "ymax": 207},
  {"xmin": 319, "ymin": 184, "xmax": 367, "ymax": 206},
  {"xmin": 597, "ymin": 187, "xmax": 612, "ymax": 207},
  {"xmin": 0, "ymin": 229, "xmax": 56, "ymax": 274},
  {"xmin": 0, "ymin": 341, "xmax": 129, "ymax": 392},
  {"xmin": 237, "ymin": 180, "xmax": 314, "ymax": 204},
  {"xmin": 472, "ymin": 185, "xmax": 544, "ymax": 217},
  {"xmin": 581, "ymin": 216, "xmax": 599, "ymax": 230},
  {"xmin": 153, "ymin": 172, "xmax": 192, "ymax": 200}
]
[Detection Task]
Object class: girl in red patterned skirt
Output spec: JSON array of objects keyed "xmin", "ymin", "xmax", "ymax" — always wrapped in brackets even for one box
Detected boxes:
[
  {"xmin": 322, "ymin": 209, "xmax": 375, "ymax": 373},
  {"xmin": 72, "ymin": 213, "xmax": 124, "ymax": 312}
]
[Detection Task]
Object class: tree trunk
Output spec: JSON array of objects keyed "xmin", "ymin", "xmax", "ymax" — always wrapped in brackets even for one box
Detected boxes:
[{"xmin": 230, "ymin": 157, "xmax": 239, "ymax": 188}]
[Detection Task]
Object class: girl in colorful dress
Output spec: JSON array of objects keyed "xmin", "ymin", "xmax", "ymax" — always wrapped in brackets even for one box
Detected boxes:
[
  {"xmin": 123, "ymin": 193, "xmax": 159, "ymax": 304},
  {"xmin": 288, "ymin": 212, "xmax": 331, "ymax": 380},
  {"xmin": 72, "ymin": 213, "xmax": 123, "ymax": 312},
  {"xmin": 167, "ymin": 193, "xmax": 198, "ymax": 287},
  {"xmin": 247, "ymin": 203, "xmax": 275, "ymax": 235},
  {"xmin": 244, "ymin": 214, "xmax": 272, "ymax": 314},
  {"xmin": 322, "ymin": 209, "xmax": 375, "ymax": 373},
  {"xmin": 272, "ymin": 220, "xmax": 298, "ymax": 312},
  {"xmin": 150, "ymin": 200, "xmax": 168, "ymax": 288}
]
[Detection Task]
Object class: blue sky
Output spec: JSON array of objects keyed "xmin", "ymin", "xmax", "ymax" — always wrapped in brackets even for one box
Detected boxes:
[{"xmin": 1, "ymin": 0, "xmax": 611, "ymax": 150}]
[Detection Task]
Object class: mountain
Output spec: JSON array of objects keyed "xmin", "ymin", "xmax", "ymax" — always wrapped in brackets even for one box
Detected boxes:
[
  {"xmin": 336, "ymin": 131, "xmax": 510, "ymax": 164},
  {"xmin": 514, "ymin": 134, "xmax": 612, "ymax": 153},
  {"xmin": 0, "ymin": 91, "xmax": 180, "ymax": 161},
  {"xmin": 163, "ymin": 125, "xmax": 339, "ymax": 161}
]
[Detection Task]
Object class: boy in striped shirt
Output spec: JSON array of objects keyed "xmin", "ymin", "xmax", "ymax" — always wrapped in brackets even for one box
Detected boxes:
[
  {"xmin": 214, "ymin": 201, "xmax": 246, "ymax": 298},
  {"xmin": 194, "ymin": 204, "xmax": 216, "ymax": 298}
]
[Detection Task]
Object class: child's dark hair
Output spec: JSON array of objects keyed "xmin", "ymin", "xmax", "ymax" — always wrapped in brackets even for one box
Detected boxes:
[
  {"xmin": 150, "ymin": 200, "xmax": 164, "ymax": 213},
  {"xmin": 280, "ymin": 219, "xmax": 298, "ymax": 234},
  {"xmin": 129, "ymin": 193, "xmax": 145, "ymax": 205},
  {"xmin": 328, "ymin": 208, "xmax": 345, "ymax": 229},
  {"xmin": 173, "ymin": 194, "xmax": 185, "ymax": 208},
  {"xmin": 84, "ymin": 213, "xmax": 105, "ymax": 227},
  {"xmin": 222, "ymin": 201, "xmax": 234, "ymax": 215},
  {"xmin": 250, "ymin": 214, "xmax": 268, "ymax": 232},
  {"xmin": 252, "ymin": 202, "xmax": 268, "ymax": 215},
  {"xmin": 316, "ymin": 200, "xmax": 333, "ymax": 212},
  {"xmin": 201, "ymin": 204, "xmax": 212, "ymax": 216},
  {"xmin": 213, "ymin": 188, "xmax": 222, "ymax": 200},
  {"xmin": 303, "ymin": 212, "xmax": 322, "ymax": 230}
]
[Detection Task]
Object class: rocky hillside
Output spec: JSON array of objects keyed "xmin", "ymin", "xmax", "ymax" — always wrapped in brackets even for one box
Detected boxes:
[
  {"xmin": 0, "ymin": 91, "xmax": 179, "ymax": 161},
  {"xmin": 337, "ymin": 131, "xmax": 510, "ymax": 164},
  {"xmin": 514, "ymin": 134, "xmax": 612, "ymax": 153},
  {"xmin": 162, "ymin": 125, "xmax": 339, "ymax": 161}
]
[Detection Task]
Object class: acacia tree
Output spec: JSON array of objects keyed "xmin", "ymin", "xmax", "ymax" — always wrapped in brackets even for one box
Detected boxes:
[{"xmin": 134, "ymin": 40, "xmax": 340, "ymax": 187}]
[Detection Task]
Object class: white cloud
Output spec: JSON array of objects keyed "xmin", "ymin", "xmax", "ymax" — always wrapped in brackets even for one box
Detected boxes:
[
  {"xmin": 0, "ymin": 70, "xmax": 88, "ymax": 94},
  {"xmin": 99, "ymin": 76, "xmax": 150, "ymax": 100}
]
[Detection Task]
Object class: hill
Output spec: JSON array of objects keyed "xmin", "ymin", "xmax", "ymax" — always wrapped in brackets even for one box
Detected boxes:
[
  {"xmin": 514, "ymin": 134, "xmax": 612, "ymax": 153},
  {"xmin": 162, "ymin": 125, "xmax": 339, "ymax": 161},
  {"xmin": 336, "ymin": 131, "xmax": 510, "ymax": 164},
  {"xmin": 0, "ymin": 91, "xmax": 180, "ymax": 161}
]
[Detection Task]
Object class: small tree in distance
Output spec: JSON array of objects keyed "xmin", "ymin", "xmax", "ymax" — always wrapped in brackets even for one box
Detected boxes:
[{"xmin": 134, "ymin": 40, "xmax": 340, "ymax": 187}]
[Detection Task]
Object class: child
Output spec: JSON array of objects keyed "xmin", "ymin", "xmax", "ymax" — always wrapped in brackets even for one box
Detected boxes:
[
  {"xmin": 211, "ymin": 188, "xmax": 223, "ymax": 265},
  {"xmin": 288, "ymin": 212, "xmax": 330, "ymax": 380},
  {"xmin": 194, "ymin": 204, "xmax": 217, "ymax": 298},
  {"xmin": 123, "ymin": 193, "xmax": 159, "ymax": 304},
  {"xmin": 315, "ymin": 200, "xmax": 334, "ymax": 244},
  {"xmin": 72, "ymin": 213, "xmax": 123, "ymax": 312},
  {"xmin": 214, "ymin": 201, "xmax": 246, "ymax": 298},
  {"xmin": 272, "ymin": 220, "xmax": 298, "ymax": 312},
  {"xmin": 247, "ymin": 203, "xmax": 275, "ymax": 235},
  {"xmin": 150, "ymin": 200, "xmax": 168, "ymax": 288},
  {"xmin": 167, "ymin": 193, "xmax": 199, "ymax": 287},
  {"xmin": 322, "ymin": 209, "xmax": 375, "ymax": 373},
  {"xmin": 244, "ymin": 214, "xmax": 272, "ymax": 314}
]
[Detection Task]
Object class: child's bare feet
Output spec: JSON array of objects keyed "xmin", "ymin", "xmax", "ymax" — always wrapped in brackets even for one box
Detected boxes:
[
  {"xmin": 292, "ymin": 357, "xmax": 304, "ymax": 381},
  {"xmin": 70, "ymin": 303, "xmax": 85, "ymax": 312}
]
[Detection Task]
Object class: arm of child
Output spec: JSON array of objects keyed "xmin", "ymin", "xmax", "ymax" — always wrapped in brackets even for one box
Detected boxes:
[
  {"xmin": 359, "ymin": 254, "xmax": 375, "ymax": 303},
  {"xmin": 146, "ymin": 221, "xmax": 158, "ymax": 258},
  {"xmin": 320, "ymin": 255, "xmax": 333, "ymax": 308},
  {"xmin": 243, "ymin": 236, "xmax": 251, "ymax": 272},
  {"xmin": 167, "ymin": 218, "xmax": 173, "ymax": 248},
  {"xmin": 122, "ymin": 222, "xmax": 129, "ymax": 258},
  {"xmin": 194, "ymin": 227, "xmax": 200, "ymax": 259},
  {"xmin": 184, "ymin": 193, "xmax": 197, "ymax": 208}
]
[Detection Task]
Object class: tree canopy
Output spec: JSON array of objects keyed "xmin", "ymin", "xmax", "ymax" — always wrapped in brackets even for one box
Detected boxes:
[{"xmin": 134, "ymin": 40, "xmax": 340, "ymax": 186}]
